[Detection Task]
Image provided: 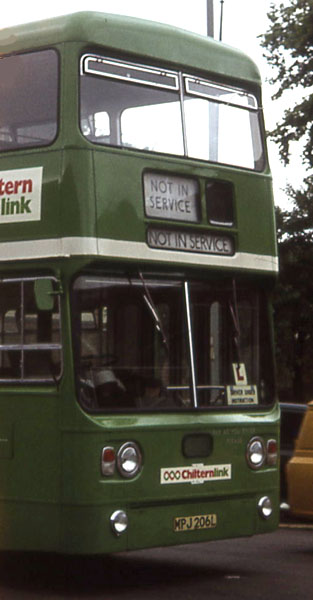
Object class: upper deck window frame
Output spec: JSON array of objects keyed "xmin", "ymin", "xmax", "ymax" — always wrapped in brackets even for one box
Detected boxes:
[
  {"xmin": 184, "ymin": 76, "xmax": 258, "ymax": 111},
  {"xmin": 82, "ymin": 54, "xmax": 179, "ymax": 91},
  {"xmin": 80, "ymin": 53, "xmax": 265, "ymax": 172}
]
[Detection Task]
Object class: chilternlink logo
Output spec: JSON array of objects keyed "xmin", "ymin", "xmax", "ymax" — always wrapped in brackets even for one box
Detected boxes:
[
  {"xmin": 0, "ymin": 167, "xmax": 43, "ymax": 224},
  {"xmin": 160, "ymin": 464, "xmax": 232, "ymax": 485},
  {"xmin": 1, "ymin": 196, "xmax": 32, "ymax": 215}
]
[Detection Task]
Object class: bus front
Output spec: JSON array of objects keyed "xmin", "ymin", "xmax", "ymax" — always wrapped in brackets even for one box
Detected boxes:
[
  {"xmin": 0, "ymin": 12, "xmax": 279, "ymax": 554},
  {"xmin": 66, "ymin": 20, "xmax": 279, "ymax": 553}
]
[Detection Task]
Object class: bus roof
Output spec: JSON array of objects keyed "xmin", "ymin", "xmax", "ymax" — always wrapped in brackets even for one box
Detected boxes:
[{"xmin": 0, "ymin": 11, "xmax": 261, "ymax": 86}]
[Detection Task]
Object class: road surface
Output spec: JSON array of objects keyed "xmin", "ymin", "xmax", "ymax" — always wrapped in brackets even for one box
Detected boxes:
[{"xmin": 0, "ymin": 523, "xmax": 311, "ymax": 598}]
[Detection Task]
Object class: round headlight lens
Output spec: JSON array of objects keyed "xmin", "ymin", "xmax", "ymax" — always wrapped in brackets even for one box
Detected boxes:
[
  {"xmin": 117, "ymin": 442, "xmax": 142, "ymax": 478},
  {"xmin": 246, "ymin": 437, "xmax": 266, "ymax": 469}
]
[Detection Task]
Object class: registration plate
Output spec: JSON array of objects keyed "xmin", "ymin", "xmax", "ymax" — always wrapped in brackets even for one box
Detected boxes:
[{"xmin": 173, "ymin": 513, "xmax": 217, "ymax": 532}]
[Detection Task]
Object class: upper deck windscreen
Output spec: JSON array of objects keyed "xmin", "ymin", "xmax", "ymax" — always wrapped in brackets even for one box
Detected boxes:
[
  {"xmin": 80, "ymin": 54, "xmax": 264, "ymax": 171},
  {"xmin": 0, "ymin": 49, "xmax": 58, "ymax": 151}
]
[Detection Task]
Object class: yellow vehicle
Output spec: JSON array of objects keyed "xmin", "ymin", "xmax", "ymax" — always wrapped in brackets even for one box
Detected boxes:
[{"xmin": 287, "ymin": 401, "xmax": 313, "ymax": 518}]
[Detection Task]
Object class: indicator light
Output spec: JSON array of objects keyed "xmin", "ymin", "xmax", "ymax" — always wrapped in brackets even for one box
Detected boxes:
[
  {"xmin": 266, "ymin": 439, "xmax": 278, "ymax": 466},
  {"xmin": 101, "ymin": 446, "xmax": 116, "ymax": 476}
]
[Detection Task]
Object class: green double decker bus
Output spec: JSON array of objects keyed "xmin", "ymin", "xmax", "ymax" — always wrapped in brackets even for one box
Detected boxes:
[{"xmin": 0, "ymin": 11, "xmax": 279, "ymax": 554}]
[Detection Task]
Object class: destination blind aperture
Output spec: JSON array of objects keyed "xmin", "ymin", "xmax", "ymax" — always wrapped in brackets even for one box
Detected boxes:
[
  {"xmin": 143, "ymin": 172, "xmax": 200, "ymax": 223},
  {"xmin": 147, "ymin": 227, "xmax": 234, "ymax": 255}
]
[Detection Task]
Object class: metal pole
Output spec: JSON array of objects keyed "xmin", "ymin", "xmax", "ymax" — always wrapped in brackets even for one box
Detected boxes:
[
  {"xmin": 184, "ymin": 282, "xmax": 198, "ymax": 408},
  {"xmin": 206, "ymin": 0, "xmax": 214, "ymax": 38},
  {"xmin": 219, "ymin": 0, "xmax": 224, "ymax": 41}
]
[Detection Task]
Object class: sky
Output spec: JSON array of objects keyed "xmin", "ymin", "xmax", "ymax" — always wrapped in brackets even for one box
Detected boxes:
[{"xmin": 0, "ymin": 0, "xmax": 302, "ymax": 208}]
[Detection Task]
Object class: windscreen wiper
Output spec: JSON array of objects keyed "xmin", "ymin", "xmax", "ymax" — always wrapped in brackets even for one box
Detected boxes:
[
  {"xmin": 229, "ymin": 278, "xmax": 242, "ymax": 364},
  {"xmin": 138, "ymin": 272, "xmax": 169, "ymax": 352}
]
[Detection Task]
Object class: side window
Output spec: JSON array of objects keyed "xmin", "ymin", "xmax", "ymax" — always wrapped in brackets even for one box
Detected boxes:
[
  {"xmin": 0, "ymin": 277, "xmax": 62, "ymax": 383},
  {"xmin": 0, "ymin": 49, "xmax": 58, "ymax": 152}
]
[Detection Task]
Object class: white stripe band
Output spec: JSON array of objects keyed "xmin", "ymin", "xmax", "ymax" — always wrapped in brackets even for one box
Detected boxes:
[{"xmin": 0, "ymin": 237, "xmax": 278, "ymax": 273}]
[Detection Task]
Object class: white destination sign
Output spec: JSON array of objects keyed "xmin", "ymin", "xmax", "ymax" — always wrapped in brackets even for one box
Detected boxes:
[
  {"xmin": 147, "ymin": 227, "xmax": 234, "ymax": 255},
  {"xmin": 143, "ymin": 172, "xmax": 199, "ymax": 222}
]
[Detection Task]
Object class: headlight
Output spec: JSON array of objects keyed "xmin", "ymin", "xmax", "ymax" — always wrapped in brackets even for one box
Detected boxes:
[
  {"xmin": 117, "ymin": 441, "xmax": 142, "ymax": 478},
  {"xmin": 246, "ymin": 437, "xmax": 266, "ymax": 469}
]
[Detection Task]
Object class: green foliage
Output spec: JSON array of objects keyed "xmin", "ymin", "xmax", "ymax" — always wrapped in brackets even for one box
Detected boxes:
[
  {"xmin": 261, "ymin": 1, "xmax": 313, "ymax": 401},
  {"xmin": 274, "ymin": 180, "xmax": 313, "ymax": 401},
  {"xmin": 260, "ymin": 0, "xmax": 313, "ymax": 167}
]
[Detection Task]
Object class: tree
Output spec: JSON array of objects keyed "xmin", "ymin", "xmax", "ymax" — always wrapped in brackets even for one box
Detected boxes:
[
  {"xmin": 260, "ymin": 1, "xmax": 313, "ymax": 402},
  {"xmin": 274, "ymin": 181, "xmax": 313, "ymax": 401},
  {"xmin": 260, "ymin": 0, "xmax": 313, "ymax": 168}
]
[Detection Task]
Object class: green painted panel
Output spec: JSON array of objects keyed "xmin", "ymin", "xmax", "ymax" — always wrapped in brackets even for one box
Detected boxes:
[
  {"xmin": 59, "ymin": 493, "xmax": 279, "ymax": 554},
  {"xmin": 93, "ymin": 148, "xmax": 276, "ymax": 259},
  {"xmin": 0, "ymin": 13, "xmax": 261, "ymax": 87}
]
